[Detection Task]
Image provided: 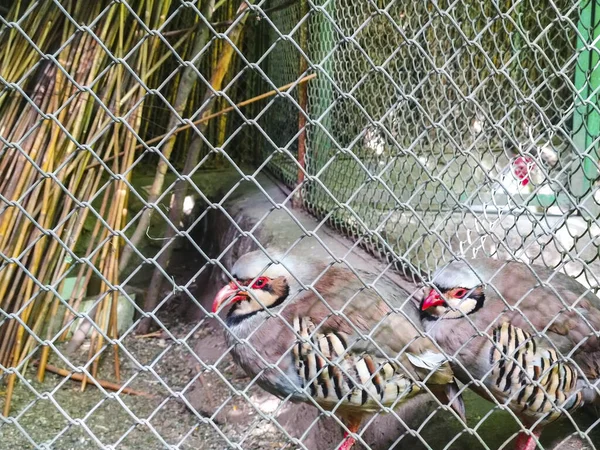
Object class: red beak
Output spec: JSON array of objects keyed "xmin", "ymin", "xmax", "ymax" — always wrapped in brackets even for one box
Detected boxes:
[
  {"xmin": 420, "ymin": 289, "xmax": 446, "ymax": 311},
  {"xmin": 211, "ymin": 282, "xmax": 248, "ymax": 313}
]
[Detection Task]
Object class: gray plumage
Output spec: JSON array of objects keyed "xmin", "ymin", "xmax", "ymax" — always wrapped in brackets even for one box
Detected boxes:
[
  {"xmin": 214, "ymin": 248, "xmax": 462, "ymax": 445},
  {"xmin": 421, "ymin": 257, "xmax": 600, "ymax": 429}
]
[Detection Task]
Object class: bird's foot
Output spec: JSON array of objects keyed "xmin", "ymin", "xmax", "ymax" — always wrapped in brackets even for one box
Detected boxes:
[
  {"xmin": 338, "ymin": 432, "xmax": 356, "ymax": 450},
  {"xmin": 515, "ymin": 428, "xmax": 541, "ymax": 450}
]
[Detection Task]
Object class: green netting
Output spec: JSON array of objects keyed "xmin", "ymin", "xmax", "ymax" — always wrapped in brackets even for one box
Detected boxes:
[
  {"xmin": 261, "ymin": 0, "xmax": 303, "ymax": 187},
  {"xmin": 263, "ymin": 0, "xmax": 598, "ymax": 273}
]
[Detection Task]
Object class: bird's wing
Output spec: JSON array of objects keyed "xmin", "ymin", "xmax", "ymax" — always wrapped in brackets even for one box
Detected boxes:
[
  {"xmin": 469, "ymin": 259, "xmax": 600, "ymax": 378},
  {"xmin": 281, "ymin": 264, "xmax": 454, "ymax": 386},
  {"xmin": 287, "ymin": 315, "xmax": 423, "ymax": 412}
]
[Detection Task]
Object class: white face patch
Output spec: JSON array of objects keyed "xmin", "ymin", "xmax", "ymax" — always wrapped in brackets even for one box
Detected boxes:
[
  {"xmin": 247, "ymin": 288, "xmax": 278, "ymax": 307},
  {"xmin": 444, "ymin": 297, "xmax": 478, "ymax": 317},
  {"xmin": 232, "ymin": 288, "xmax": 279, "ymax": 316},
  {"xmin": 425, "ymin": 295, "xmax": 480, "ymax": 319}
]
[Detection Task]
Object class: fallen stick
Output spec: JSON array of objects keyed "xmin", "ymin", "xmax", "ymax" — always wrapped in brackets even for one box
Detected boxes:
[
  {"xmin": 139, "ymin": 72, "xmax": 317, "ymax": 149},
  {"xmin": 85, "ymin": 73, "xmax": 317, "ymax": 170},
  {"xmin": 135, "ymin": 330, "xmax": 165, "ymax": 339},
  {"xmin": 35, "ymin": 361, "xmax": 154, "ymax": 398}
]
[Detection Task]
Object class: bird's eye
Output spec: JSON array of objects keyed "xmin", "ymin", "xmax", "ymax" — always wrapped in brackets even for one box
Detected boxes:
[
  {"xmin": 252, "ymin": 277, "xmax": 268, "ymax": 289},
  {"xmin": 454, "ymin": 288, "xmax": 468, "ymax": 298}
]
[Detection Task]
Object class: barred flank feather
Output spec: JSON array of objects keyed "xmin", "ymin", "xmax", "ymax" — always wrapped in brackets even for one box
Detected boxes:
[
  {"xmin": 292, "ymin": 317, "xmax": 420, "ymax": 411},
  {"xmin": 489, "ymin": 322, "xmax": 584, "ymax": 423}
]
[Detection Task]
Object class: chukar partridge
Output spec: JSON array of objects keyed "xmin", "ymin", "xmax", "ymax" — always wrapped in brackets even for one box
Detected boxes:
[
  {"xmin": 212, "ymin": 249, "xmax": 464, "ymax": 450},
  {"xmin": 420, "ymin": 257, "xmax": 600, "ymax": 450}
]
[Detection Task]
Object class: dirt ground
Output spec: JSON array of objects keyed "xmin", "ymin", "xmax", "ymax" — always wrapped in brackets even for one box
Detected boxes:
[
  {"xmin": 3, "ymin": 313, "xmax": 599, "ymax": 450},
  {"xmin": 0, "ymin": 316, "xmax": 301, "ymax": 450}
]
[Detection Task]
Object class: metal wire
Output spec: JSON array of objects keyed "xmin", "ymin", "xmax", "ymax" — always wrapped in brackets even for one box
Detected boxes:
[{"xmin": 2, "ymin": 0, "xmax": 600, "ymax": 449}]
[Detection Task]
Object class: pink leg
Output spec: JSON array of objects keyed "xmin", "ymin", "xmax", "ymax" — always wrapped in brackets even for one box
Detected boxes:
[
  {"xmin": 338, "ymin": 432, "xmax": 356, "ymax": 450},
  {"xmin": 514, "ymin": 428, "xmax": 542, "ymax": 450},
  {"xmin": 338, "ymin": 415, "xmax": 362, "ymax": 450}
]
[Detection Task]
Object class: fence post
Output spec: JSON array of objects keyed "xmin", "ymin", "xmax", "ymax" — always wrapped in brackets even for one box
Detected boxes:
[
  {"xmin": 294, "ymin": 0, "xmax": 309, "ymax": 209},
  {"xmin": 572, "ymin": 0, "xmax": 600, "ymax": 215}
]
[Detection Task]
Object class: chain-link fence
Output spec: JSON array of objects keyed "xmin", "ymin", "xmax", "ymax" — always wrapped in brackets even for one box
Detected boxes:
[
  {"xmin": 2, "ymin": 0, "xmax": 600, "ymax": 449},
  {"xmin": 265, "ymin": 0, "xmax": 600, "ymax": 279}
]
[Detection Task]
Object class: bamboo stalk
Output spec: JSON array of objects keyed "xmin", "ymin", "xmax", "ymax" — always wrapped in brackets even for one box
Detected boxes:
[
  {"xmin": 88, "ymin": 186, "xmax": 119, "ymax": 384},
  {"xmin": 78, "ymin": 11, "xmax": 141, "ymax": 381},
  {"xmin": 1, "ymin": 0, "xmax": 269, "ymax": 415},
  {"xmin": 59, "ymin": 168, "xmax": 110, "ymax": 341},
  {"xmin": 1, "ymin": 81, "xmax": 57, "ymax": 412},
  {"xmin": 118, "ymin": 0, "xmax": 220, "ymax": 273},
  {"xmin": 294, "ymin": 0, "xmax": 309, "ymax": 208},
  {"xmin": 0, "ymin": 1, "xmax": 171, "ymax": 409},
  {"xmin": 108, "ymin": 0, "xmax": 126, "ymax": 385},
  {"xmin": 136, "ymin": 0, "xmax": 258, "ymax": 334},
  {"xmin": 35, "ymin": 70, "xmax": 72, "ymax": 384}
]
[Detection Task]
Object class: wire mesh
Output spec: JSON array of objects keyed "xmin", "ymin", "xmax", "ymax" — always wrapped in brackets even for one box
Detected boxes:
[
  {"xmin": 1, "ymin": 0, "xmax": 600, "ymax": 449},
  {"xmin": 299, "ymin": 0, "xmax": 597, "ymax": 278}
]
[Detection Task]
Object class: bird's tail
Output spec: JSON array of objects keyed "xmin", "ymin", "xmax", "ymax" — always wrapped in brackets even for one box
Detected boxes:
[
  {"xmin": 406, "ymin": 351, "xmax": 466, "ymax": 421},
  {"xmin": 578, "ymin": 377, "xmax": 600, "ymax": 413},
  {"xmin": 406, "ymin": 350, "xmax": 453, "ymax": 384},
  {"xmin": 429, "ymin": 380, "xmax": 466, "ymax": 422}
]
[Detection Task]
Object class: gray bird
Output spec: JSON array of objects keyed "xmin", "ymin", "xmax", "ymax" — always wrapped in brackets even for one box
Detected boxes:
[
  {"xmin": 419, "ymin": 257, "xmax": 600, "ymax": 450},
  {"xmin": 212, "ymin": 249, "xmax": 465, "ymax": 450}
]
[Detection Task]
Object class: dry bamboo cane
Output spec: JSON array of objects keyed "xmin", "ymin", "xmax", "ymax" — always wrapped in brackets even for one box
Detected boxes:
[
  {"xmin": 136, "ymin": 0, "xmax": 257, "ymax": 334},
  {"xmin": 58, "ymin": 165, "xmax": 107, "ymax": 339},
  {"xmin": 1, "ymin": 3, "xmax": 55, "ymax": 92},
  {"xmin": 139, "ymin": 73, "xmax": 317, "ymax": 150},
  {"xmin": 87, "ymin": 183, "xmax": 124, "ymax": 384},
  {"xmin": 118, "ymin": 0, "xmax": 238, "ymax": 273},
  {"xmin": 0, "ymin": 0, "xmax": 156, "ymax": 414},
  {"xmin": 0, "ymin": 70, "xmax": 56, "ymax": 303},
  {"xmin": 108, "ymin": 1, "xmax": 126, "ymax": 384},
  {"xmin": 82, "ymin": 180, "xmax": 118, "ymax": 390},
  {"xmin": 28, "ymin": 71, "xmax": 71, "ymax": 382},
  {"xmin": 59, "ymin": 141, "xmax": 113, "ymax": 343},
  {"xmin": 86, "ymin": 28, "xmax": 195, "ymax": 143},
  {"xmin": 294, "ymin": 0, "xmax": 309, "ymax": 209},
  {"xmin": 25, "ymin": 207, "xmax": 79, "ymax": 368},
  {"xmin": 0, "ymin": 105, "xmax": 50, "ymax": 252},
  {"xmin": 35, "ymin": 172, "xmax": 97, "ymax": 381},
  {"xmin": 1, "ymin": 87, "xmax": 57, "ymax": 414},
  {"xmin": 0, "ymin": 0, "xmax": 22, "ymax": 74},
  {"xmin": 84, "ymin": 86, "xmax": 140, "ymax": 383},
  {"xmin": 88, "ymin": 133, "xmax": 129, "ymax": 385},
  {"xmin": 1, "ymin": 0, "xmax": 232, "ymax": 414},
  {"xmin": 0, "ymin": 175, "xmax": 47, "ymax": 365},
  {"xmin": 26, "ymin": 94, "xmax": 117, "ymax": 392},
  {"xmin": 0, "ymin": 97, "xmax": 24, "ymax": 175},
  {"xmin": 8, "ymin": 82, "xmax": 64, "ymax": 380}
]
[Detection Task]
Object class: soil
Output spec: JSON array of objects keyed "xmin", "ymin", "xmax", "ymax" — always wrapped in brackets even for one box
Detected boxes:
[
  {"xmin": 4, "ymin": 314, "xmax": 598, "ymax": 450},
  {"xmin": 0, "ymin": 315, "xmax": 300, "ymax": 450}
]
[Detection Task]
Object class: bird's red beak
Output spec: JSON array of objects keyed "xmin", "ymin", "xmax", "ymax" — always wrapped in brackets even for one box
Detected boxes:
[
  {"xmin": 212, "ymin": 281, "xmax": 248, "ymax": 313},
  {"xmin": 420, "ymin": 289, "xmax": 446, "ymax": 311}
]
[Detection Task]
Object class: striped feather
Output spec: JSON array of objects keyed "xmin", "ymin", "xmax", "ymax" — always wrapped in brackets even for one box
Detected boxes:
[
  {"xmin": 488, "ymin": 323, "xmax": 584, "ymax": 424},
  {"xmin": 291, "ymin": 317, "xmax": 420, "ymax": 412}
]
